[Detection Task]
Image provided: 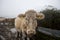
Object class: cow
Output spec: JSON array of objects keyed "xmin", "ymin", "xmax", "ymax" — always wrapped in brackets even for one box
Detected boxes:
[{"xmin": 15, "ymin": 10, "xmax": 45, "ymax": 40}]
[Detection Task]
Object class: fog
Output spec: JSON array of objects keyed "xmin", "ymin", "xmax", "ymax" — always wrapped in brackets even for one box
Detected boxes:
[{"xmin": 0, "ymin": 0, "xmax": 60, "ymax": 18}]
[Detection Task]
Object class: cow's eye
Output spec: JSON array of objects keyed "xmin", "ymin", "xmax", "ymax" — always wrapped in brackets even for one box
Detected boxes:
[{"xmin": 26, "ymin": 18, "xmax": 29, "ymax": 20}]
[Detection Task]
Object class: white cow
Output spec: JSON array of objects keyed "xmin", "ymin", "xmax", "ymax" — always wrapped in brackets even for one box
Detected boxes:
[{"xmin": 15, "ymin": 10, "xmax": 45, "ymax": 40}]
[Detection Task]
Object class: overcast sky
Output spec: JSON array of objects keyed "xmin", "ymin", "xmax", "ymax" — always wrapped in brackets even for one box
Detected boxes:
[{"xmin": 0, "ymin": 0, "xmax": 60, "ymax": 18}]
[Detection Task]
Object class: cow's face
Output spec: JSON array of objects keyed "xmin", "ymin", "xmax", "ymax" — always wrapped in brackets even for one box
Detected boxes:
[
  {"xmin": 26, "ymin": 17, "xmax": 37, "ymax": 36},
  {"xmin": 25, "ymin": 10, "xmax": 37, "ymax": 36},
  {"xmin": 24, "ymin": 10, "xmax": 45, "ymax": 37}
]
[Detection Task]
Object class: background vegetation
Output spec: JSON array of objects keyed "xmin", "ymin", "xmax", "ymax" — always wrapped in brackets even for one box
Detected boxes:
[{"xmin": 37, "ymin": 6, "xmax": 60, "ymax": 30}]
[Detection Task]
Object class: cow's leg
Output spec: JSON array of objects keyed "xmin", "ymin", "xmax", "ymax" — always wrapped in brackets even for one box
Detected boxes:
[
  {"xmin": 16, "ymin": 31, "xmax": 22, "ymax": 40},
  {"xmin": 25, "ymin": 34, "xmax": 30, "ymax": 40},
  {"xmin": 17, "ymin": 31, "xmax": 19, "ymax": 38},
  {"xmin": 16, "ymin": 31, "xmax": 19, "ymax": 40},
  {"xmin": 19, "ymin": 32, "xmax": 22, "ymax": 40},
  {"xmin": 27, "ymin": 37, "xmax": 30, "ymax": 40},
  {"xmin": 22, "ymin": 32, "xmax": 26, "ymax": 40}
]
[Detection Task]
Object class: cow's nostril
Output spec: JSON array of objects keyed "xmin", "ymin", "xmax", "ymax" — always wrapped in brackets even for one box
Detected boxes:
[
  {"xmin": 28, "ymin": 31, "xmax": 31, "ymax": 33},
  {"xmin": 28, "ymin": 31, "xmax": 34, "ymax": 34}
]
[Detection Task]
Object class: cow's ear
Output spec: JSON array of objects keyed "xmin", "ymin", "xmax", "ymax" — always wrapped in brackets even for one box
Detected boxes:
[
  {"xmin": 22, "ymin": 14, "xmax": 25, "ymax": 17},
  {"xmin": 36, "ymin": 13, "xmax": 45, "ymax": 20},
  {"xmin": 18, "ymin": 14, "xmax": 25, "ymax": 18}
]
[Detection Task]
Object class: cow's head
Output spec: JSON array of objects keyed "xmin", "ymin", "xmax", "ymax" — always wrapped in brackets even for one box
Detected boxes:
[{"xmin": 24, "ymin": 10, "xmax": 45, "ymax": 37}]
